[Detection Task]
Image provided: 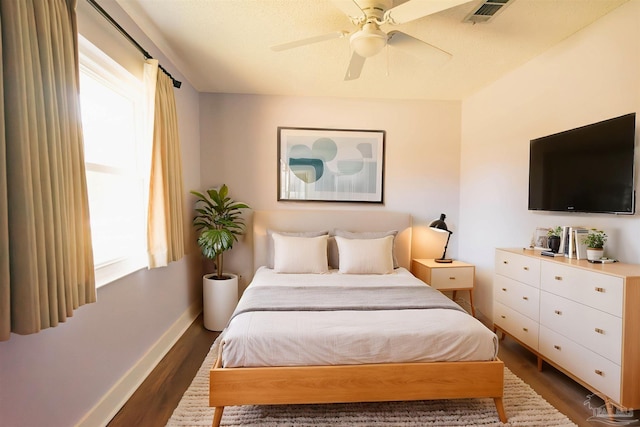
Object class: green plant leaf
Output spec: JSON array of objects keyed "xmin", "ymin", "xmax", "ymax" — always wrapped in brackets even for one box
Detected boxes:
[{"xmin": 190, "ymin": 184, "xmax": 250, "ymax": 267}]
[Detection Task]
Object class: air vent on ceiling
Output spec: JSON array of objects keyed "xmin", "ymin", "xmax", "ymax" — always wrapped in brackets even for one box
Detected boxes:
[{"xmin": 464, "ymin": 0, "xmax": 513, "ymax": 23}]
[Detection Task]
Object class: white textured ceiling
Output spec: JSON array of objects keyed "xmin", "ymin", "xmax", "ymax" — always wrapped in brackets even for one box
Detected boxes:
[{"xmin": 115, "ymin": 0, "xmax": 628, "ymax": 100}]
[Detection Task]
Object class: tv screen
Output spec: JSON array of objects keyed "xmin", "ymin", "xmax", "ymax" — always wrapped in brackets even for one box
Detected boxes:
[{"xmin": 528, "ymin": 113, "xmax": 636, "ymax": 214}]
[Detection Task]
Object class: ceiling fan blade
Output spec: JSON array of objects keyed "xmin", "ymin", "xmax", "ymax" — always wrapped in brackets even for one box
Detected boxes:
[
  {"xmin": 271, "ymin": 31, "xmax": 348, "ymax": 51},
  {"xmin": 385, "ymin": 0, "xmax": 473, "ymax": 25},
  {"xmin": 387, "ymin": 31, "xmax": 452, "ymax": 66},
  {"xmin": 344, "ymin": 51, "xmax": 366, "ymax": 81},
  {"xmin": 331, "ymin": 0, "xmax": 365, "ymax": 20}
]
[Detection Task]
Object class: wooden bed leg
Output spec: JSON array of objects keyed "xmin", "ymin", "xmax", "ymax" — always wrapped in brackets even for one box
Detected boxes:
[
  {"xmin": 494, "ymin": 397, "xmax": 507, "ymax": 423},
  {"xmin": 212, "ymin": 406, "xmax": 224, "ymax": 427},
  {"xmin": 537, "ymin": 356, "xmax": 543, "ymax": 372},
  {"xmin": 605, "ymin": 398, "xmax": 615, "ymax": 419}
]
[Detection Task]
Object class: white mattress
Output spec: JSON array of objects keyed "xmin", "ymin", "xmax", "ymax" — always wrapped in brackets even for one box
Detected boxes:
[{"xmin": 221, "ymin": 267, "xmax": 498, "ymax": 367}]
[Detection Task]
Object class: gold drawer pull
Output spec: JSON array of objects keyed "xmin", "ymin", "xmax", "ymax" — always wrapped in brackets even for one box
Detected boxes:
[
  {"xmin": 449, "ymin": 276, "xmax": 456, "ymax": 280},
  {"xmin": 522, "ymin": 327, "xmax": 528, "ymax": 332},
  {"xmin": 522, "ymin": 296, "xmax": 529, "ymax": 300},
  {"xmin": 503, "ymin": 261, "xmax": 508, "ymax": 264},
  {"xmin": 554, "ymin": 345, "xmax": 561, "ymax": 350},
  {"xmin": 523, "ymin": 267, "xmax": 529, "ymax": 271},
  {"xmin": 555, "ymin": 276, "xmax": 563, "ymax": 281},
  {"xmin": 595, "ymin": 287, "xmax": 605, "ymax": 293},
  {"xmin": 501, "ymin": 315, "xmax": 506, "ymax": 319},
  {"xmin": 595, "ymin": 369, "xmax": 604, "ymax": 376},
  {"xmin": 502, "ymin": 288, "xmax": 507, "ymax": 292},
  {"xmin": 554, "ymin": 310, "xmax": 562, "ymax": 315},
  {"xmin": 595, "ymin": 328, "xmax": 604, "ymax": 334}
]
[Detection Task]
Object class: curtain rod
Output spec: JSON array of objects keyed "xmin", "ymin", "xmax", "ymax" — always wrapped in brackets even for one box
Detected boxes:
[{"xmin": 85, "ymin": 0, "xmax": 182, "ymax": 88}]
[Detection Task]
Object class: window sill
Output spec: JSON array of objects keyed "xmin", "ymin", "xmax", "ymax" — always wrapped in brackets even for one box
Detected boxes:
[{"xmin": 95, "ymin": 253, "xmax": 147, "ymax": 288}]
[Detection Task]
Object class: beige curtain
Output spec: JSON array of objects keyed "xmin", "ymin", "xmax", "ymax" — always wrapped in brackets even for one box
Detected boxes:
[
  {"xmin": 0, "ymin": 0, "xmax": 96, "ymax": 341},
  {"xmin": 146, "ymin": 60, "xmax": 185, "ymax": 268},
  {"xmin": 0, "ymin": 4, "xmax": 9, "ymax": 340}
]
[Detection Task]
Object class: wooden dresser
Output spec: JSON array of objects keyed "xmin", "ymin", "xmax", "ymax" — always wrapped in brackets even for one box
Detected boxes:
[{"xmin": 494, "ymin": 248, "xmax": 640, "ymax": 411}]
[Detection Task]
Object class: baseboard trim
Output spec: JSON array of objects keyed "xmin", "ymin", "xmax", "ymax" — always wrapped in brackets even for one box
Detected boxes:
[{"xmin": 75, "ymin": 303, "xmax": 202, "ymax": 427}]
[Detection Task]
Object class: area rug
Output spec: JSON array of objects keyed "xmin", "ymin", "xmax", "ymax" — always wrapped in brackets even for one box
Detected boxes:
[{"xmin": 166, "ymin": 340, "xmax": 576, "ymax": 427}]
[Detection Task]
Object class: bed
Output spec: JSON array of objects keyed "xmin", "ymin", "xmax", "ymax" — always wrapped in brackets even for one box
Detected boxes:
[{"xmin": 209, "ymin": 210, "xmax": 507, "ymax": 426}]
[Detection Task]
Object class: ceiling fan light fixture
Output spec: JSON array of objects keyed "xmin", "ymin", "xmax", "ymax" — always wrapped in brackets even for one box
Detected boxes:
[{"xmin": 350, "ymin": 22, "xmax": 387, "ymax": 57}]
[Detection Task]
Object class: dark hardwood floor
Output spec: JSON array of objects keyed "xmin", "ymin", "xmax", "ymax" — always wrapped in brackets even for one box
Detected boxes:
[
  {"xmin": 107, "ymin": 314, "xmax": 219, "ymax": 427},
  {"xmin": 108, "ymin": 314, "xmax": 637, "ymax": 427}
]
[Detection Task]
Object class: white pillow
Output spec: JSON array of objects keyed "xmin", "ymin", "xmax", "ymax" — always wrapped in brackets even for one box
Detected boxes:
[
  {"xmin": 272, "ymin": 234, "xmax": 329, "ymax": 274},
  {"xmin": 335, "ymin": 235, "xmax": 394, "ymax": 274},
  {"xmin": 329, "ymin": 230, "xmax": 399, "ymax": 269},
  {"xmin": 266, "ymin": 229, "xmax": 328, "ymax": 268}
]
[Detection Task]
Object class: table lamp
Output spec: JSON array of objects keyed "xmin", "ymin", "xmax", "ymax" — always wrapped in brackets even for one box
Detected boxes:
[{"xmin": 430, "ymin": 213, "xmax": 453, "ymax": 263}]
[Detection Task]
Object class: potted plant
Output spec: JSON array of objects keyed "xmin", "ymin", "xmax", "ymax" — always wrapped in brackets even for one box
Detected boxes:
[
  {"xmin": 582, "ymin": 229, "xmax": 607, "ymax": 261},
  {"xmin": 547, "ymin": 226, "xmax": 562, "ymax": 253},
  {"xmin": 191, "ymin": 184, "xmax": 250, "ymax": 330}
]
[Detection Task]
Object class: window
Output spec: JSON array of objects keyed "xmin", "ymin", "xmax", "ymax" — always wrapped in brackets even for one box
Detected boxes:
[{"xmin": 79, "ymin": 36, "xmax": 148, "ymax": 287}]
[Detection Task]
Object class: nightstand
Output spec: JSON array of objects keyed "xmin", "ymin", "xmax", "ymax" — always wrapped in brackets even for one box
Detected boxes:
[{"xmin": 411, "ymin": 258, "xmax": 475, "ymax": 317}]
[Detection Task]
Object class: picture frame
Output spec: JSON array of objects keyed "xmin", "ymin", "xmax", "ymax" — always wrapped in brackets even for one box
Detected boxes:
[
  {"xmin": 531, "ymin": 227, "xmax": 550, "ymax": 250},
  {"xmin": 277, "ymin": 127, "xmax": 385, "ymax": 203}
]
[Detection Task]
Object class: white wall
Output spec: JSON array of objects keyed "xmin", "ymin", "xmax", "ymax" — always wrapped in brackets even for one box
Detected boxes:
[
  {"xmin": 0, "ymin": 2, "xmax": 202, "ymax": 426},
  {"xmin": 4, "ymin": 1, "xmax": 634, "ymax": 424},
  {"xmin": 198, "ymin": 94, "xmax": 463, "ymax": 289},
  {"xmin": 459, "ymin": 1, "xmax": 640, "ymax": 319}
]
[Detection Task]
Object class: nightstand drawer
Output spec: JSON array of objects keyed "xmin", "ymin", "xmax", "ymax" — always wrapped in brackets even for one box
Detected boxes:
[
  {"xmin": 430, "ymin": 267, "xmax": 473, "ymax": 290},
  {"xmin": 412, "ymin": 259, "xmax": 476, "ymax": 317}
]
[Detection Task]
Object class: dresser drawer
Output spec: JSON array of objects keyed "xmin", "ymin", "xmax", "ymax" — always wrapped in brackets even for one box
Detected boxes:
[
  {"xmin": 540, "ymin": 262, "xmax": 623, "ymax": 317},
  {"xmin": 494, "ymin": 275, "xmax": 540, "ymax": 321},
  {"xmin": 494, "ymin": 301, "xmax": 539, "ymax": 350},
  {"xmin": 539, "ymin": 326, "xmax": 621, "ymax": 403},
  {"xmin": 495, "ymin": 250, "xmax": 540, "ymax": 287},
  {"xmin": 540, "ymin": 291, "xmax": 622, "ymax": 364},
  {"xmin": 430, "ymin": 267, "xmax": 473, "ymax": 290}
]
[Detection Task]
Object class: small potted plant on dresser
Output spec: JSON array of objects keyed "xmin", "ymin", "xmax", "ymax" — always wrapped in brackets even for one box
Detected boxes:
[
  {"xmin": 547, "ymin": 226, "xmax": 562, "ymax": 253},
  {"xmin": 583, "ymin": 229, "xmax": 607, "ymax": 261},
  {"xmin": 191, "ymin": 184, "xmax": 250, "ymax": 331}
]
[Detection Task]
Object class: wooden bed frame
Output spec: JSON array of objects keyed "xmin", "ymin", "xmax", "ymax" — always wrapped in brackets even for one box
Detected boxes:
[{"xmin": 209, "ymin": 210, "xmax": 507, "ymax": 426}]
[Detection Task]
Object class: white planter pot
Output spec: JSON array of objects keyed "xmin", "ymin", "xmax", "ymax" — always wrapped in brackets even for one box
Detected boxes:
[
  {"xmin": 586, "ymin": 248, "xmax": 604, "ymax": 262},
  {"xmin": 203, "ymin": 273, "xmax": 238, "ymax": 331}
]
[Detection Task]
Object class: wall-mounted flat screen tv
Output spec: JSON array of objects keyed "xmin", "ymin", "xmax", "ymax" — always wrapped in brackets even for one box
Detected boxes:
[{"xmin": 528, "ymin": 113, "xmax": 636, "ymax": 214}]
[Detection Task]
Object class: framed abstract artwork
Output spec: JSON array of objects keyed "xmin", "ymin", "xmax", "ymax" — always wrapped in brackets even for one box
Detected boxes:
[{"xmin": 277, "ymin": 127, "xmax": 385, "ymax": 203}]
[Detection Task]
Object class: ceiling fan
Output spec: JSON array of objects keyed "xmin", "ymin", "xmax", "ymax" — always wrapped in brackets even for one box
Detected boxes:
[{"xmin": 271, "ymin": 0, "xmax": 473, "ymax": 80}]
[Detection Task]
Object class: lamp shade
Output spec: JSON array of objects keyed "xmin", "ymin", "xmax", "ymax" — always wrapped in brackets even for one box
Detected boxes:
[
  {"xmin": 429, "ymin": 213, "xmax": 449, "ymax": 232},
  {"xmin": 430, "ymin": 213, "xmax": 453, "ymax": 263}
]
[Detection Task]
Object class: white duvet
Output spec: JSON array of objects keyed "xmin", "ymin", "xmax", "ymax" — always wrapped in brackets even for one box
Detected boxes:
[{"xmin": 221, "ymin": 267, "xmax": 498, "ymax": 367}]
